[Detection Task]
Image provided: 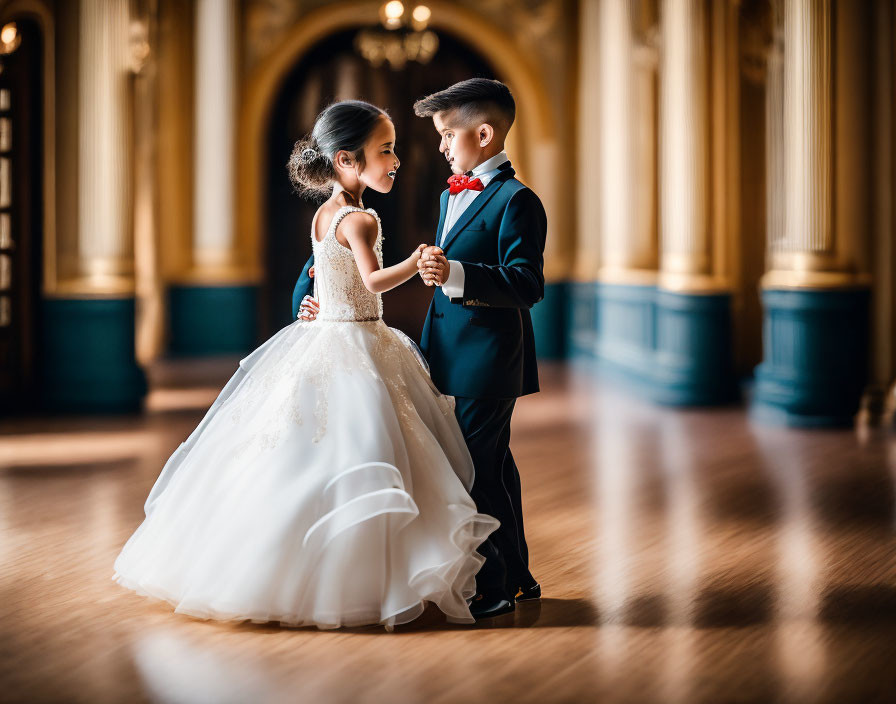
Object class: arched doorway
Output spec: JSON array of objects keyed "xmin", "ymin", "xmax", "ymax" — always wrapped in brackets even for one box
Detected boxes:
[
  {"xmin": 263, "ymin": 27, "xmax": 497, "ymax": 340},
  {"xmin": 0, "ymin": 17, "xmax": 43, "ymax": 413},
  {"xmin": 239, "ymin": 1, "xmax": 559, "ymax": 345}
]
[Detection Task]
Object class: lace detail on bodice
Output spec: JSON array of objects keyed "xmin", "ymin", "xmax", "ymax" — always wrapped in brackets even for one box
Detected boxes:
[{"xmin": 311, "ymin": 206, "xmax": 383, "ymax": 322}]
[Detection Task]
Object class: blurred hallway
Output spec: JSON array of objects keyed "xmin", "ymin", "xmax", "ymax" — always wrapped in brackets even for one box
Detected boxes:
[
  {"xmin": 1, "ymin": 363, "xmax": 894, "ymax": 704},
  {"xmin": 3, "ymin": 0, "xmax": 892, "ymax": 423}
]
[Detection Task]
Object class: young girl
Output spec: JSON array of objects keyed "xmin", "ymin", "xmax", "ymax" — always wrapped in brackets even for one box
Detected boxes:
[{"xmin": 113, "ymin": 101, "xmax": 499, "ymax": 630}]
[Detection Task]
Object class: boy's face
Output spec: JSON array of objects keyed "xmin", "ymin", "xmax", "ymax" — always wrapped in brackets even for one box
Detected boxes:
[{"xmin": 432, "ymin": 110, "xmax": 485, "ymax": 175}]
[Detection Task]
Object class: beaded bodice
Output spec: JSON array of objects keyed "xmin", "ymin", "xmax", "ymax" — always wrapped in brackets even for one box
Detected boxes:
[{"xmin": 311, "ymin": 206, "xmax": 383, "ymax": 322}]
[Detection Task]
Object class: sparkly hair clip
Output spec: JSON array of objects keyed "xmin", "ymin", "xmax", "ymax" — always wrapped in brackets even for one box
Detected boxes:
[{"xmin": 301, "ymin": 147, "xmax": 320, "ymax": 163}]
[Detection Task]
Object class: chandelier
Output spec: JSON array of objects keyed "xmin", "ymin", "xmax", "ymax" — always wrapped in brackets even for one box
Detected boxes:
[
  {"xmin": 0, "ymin": 23, "xmax": 21, "ymax": 55},
  {"xmin": 354, "ymin": 2, "xmax": 439, "ymax": 70}
]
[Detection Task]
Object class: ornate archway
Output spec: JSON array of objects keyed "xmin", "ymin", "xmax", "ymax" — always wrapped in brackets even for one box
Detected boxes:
[{"xmin": 236, "ymin": 0, "xmax": 558, "ymax": 282}]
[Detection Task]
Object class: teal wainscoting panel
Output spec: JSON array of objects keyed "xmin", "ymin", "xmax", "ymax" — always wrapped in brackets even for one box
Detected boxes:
[
  {"xmin": 531, "ymin": 282, "xmax": 568, "ymax": 359},
  {"xmin": 41, "ymin": 296, "xmax": 147, "ymax": 412},
  {"xmin": 585, "ymin": 283, "xmax": 735, "ymax": 405},
  {"xmin": 752, "ymin": 288, "xmax": 869, "ymax": 427},
  {"xmin": 567, "ymin": 281, "xmax": 599, "ymax": 359},
  {"xmin": 595, "ymin": 282, "xmax": 657, "ymax": 391},
  {"xmin": 168, "ymin": 284, "xmax": 259, "ymax": 356},
  {"xmin": 653, "ymin": 290, "xmax": 736, "ymax": 405}
]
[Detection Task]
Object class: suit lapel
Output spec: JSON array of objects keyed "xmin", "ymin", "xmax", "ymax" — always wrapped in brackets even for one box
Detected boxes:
[
  {"xmin": 441, "ymin": 166, "xmax": 515, "ymax": 254},
  {"xmin": 435, "ymin": 190, "xmax": 448, "ymax": 248}
]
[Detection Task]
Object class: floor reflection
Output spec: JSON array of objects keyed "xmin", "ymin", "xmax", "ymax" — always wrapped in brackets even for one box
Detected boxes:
[
  {"xmin": 1, "ymin": 364, "xmax": 894, "ymax": 703},
  {"xmin": 754, "ymin": 425, "xmax": 826, "ymax": 702},
  {"xmin": 658, "ymin": 415, "xmax": 701, "ymax": 704},
  {"xmin": 133, "ymin": 629, "xmax": 292, "ymax": 704}
]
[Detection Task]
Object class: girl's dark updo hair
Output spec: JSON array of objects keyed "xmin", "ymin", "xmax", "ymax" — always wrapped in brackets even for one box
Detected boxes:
[{"xmin": 288, "ymin": 100, "xmax": 388, "ymax": 198}]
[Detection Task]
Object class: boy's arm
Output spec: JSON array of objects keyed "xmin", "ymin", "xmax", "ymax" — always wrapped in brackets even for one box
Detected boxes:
[
  {"xmin": 450, "ymin": 188, "xmax": 546, "ymax": 309},
  {"xmin": 291, "ymin": 253, "xmax": 315, "ymax": 319}
]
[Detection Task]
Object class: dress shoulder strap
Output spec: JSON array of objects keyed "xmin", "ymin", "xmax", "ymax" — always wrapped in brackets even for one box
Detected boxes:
[
  {"xmin": 330, "ymin": 207, "xmax": 380, "ymax": 242},
  {"xmin": 331, "ymin": 206, "xmax": 378, "ymax": 232}
]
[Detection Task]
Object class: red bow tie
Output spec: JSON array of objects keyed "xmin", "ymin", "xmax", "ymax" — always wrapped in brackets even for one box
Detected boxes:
[{"xmin": 448, "ymin": 174, "xmax": 485, "ymax": 195}]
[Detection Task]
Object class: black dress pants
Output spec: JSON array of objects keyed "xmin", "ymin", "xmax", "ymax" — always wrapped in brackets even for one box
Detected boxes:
[{"xmin": 453, "ymin": 396, "xmax": 533, "ymax": 600}]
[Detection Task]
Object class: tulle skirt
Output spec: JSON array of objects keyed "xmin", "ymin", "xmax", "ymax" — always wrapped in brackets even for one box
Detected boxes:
[{"xmin": 113, "ymin": 317, "xmax": 498, "ymax": 630}]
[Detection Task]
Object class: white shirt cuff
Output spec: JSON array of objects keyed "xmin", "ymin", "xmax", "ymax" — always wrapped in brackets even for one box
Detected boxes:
[{"xmin": 441, "ymin": 260, "xmax": 465, "ymax": 299}]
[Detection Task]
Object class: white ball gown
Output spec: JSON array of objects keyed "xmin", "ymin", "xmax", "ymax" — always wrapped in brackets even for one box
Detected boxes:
[{"xmin": 113, "ymin": 205, "xmax": 499, "ymax": 630}]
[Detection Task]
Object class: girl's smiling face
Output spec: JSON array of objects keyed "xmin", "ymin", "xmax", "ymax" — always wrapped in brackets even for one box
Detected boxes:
[
  {"xmin": 358, "ymin": 116, "xmax": 400, "ymax": 193},
  {"xmin": 433, "ymin": 110, "xmax": 483, "ymax": 175}
]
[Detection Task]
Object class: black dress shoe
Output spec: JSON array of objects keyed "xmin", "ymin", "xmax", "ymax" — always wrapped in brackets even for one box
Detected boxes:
[
  {"xmin": 469, "ymin": 594, "xmax": 515, "ymax": 620},
  {"xmin": 515, "ymin": 582, "xmax": 541, "ymax": 602}
]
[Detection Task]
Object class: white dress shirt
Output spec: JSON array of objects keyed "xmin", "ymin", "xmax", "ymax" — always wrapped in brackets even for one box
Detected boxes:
[{"xmin": 439, "ymin": 151, "xmax": 510, "ymax": 299}]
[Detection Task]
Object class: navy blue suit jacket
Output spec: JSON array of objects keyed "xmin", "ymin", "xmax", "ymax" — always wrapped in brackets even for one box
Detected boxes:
[
  {"xmin": 290, "ymin": 162, "xmax": 547, "ymax": 399},
  {"xmin": 421, "ymin": 163, "xmax": 545, "ymax": 399}
]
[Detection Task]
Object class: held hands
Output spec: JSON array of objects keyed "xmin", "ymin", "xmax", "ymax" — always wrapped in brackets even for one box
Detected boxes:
[
  {"xmin": 417, "ymin": 246, "xmax": 450, "ymax": 286},
  {"xmin": 301, "ymin": 246, "xmax": 444, "ymax": 317}
]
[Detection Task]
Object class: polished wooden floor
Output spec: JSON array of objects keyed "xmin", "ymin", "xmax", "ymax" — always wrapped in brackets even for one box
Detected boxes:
[{"xmin": 1, "ymin": 362, "xmax": 895, "ymax": 704}]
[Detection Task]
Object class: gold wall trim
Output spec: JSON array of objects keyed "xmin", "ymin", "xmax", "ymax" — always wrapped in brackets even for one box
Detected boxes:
[
  {"xmin": 50, "ymin": 277, "xmax": 136, "ymax": 297},
  {"xmin": 0, "ymin": 0, "xmax": 56, "ymax": 295},
  {"xmin": 238, "ymin": 0, "xmax": 558, "ymax": 283},
  {"xmin": 168, "ymin": 267, "xmax": 259, "ymax": 286},
  {"xmin": 597, "ymin": 268, "xmax": 659, "ymax": 287},
  {"xmin": 760, "ymin": 269, "xmax": 872, "ymax": 290},
  {"xmin": 658, "ymin": 271, "xmax": 732, "ymax": 294}
]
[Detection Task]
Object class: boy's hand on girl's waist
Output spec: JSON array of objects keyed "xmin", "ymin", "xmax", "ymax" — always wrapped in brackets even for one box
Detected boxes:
[{"xmin": 298, "ymin": 295, "xmax": 319, "ymax": 321}]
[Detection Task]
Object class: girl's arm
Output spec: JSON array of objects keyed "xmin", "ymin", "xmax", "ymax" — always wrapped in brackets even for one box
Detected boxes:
[{"xmin": 338, "ymin": 213, "xmax": 425, "ymax": 294}]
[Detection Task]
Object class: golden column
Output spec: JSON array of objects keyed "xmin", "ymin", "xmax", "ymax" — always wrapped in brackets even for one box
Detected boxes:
[
  {"xmin": 585, "ymin": 0, "xmax": 680, "ymax": 388},
  {"xmin": 42, "ymin": 0, "xmax": 146, "ymax": 411},
  {"xmin": 598, "ymin": 0, "xmax": 635, "ymax": 281},
  {"xmin": 569, "ymin": 0, "xmax": 605, "ymax": 358},
  {"xmin": 650, "ymin": 0, "xmax": 735, "ymax": 403},
  {"xmin": 753, "ymin": 0, "xmax": 873, "ymax": 425},
  {"xmin": 762, "ymin": 0, "xmax": 868, "ymax": 288},
  {"xmin": 598, "ymin": 0, "xmax": 632, "ymax": 280},
  {"xmin": 75, "ymin": 0, "xmax": 132, "ymax": 292},
  {"xmin": 192, "ymin": 0, "xmax": 237, "ymax": 276},
  {"xmin": 593, "ymin": 0, "xmax": 658, "ymax": 285},
  {"xmin": 573, "ymin": 0, "xmax": 601, "ymax": 284},
  {"xmin": 659, "ymin": 0, "xmax": 715, "ymax": 291},
  {"xmin": 169, "ymin": 0, "xmax": 258, "ymax": 355}
]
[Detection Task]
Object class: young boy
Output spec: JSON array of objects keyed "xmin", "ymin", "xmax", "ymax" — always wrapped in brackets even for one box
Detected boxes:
[{"xmin": 414, "ymin": 78, "xmax": 547, "ymax": 619}]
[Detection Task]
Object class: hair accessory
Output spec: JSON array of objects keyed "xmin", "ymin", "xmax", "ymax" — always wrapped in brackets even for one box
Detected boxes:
[{"xmin": 301, "ymin": 147, "xmax": 319, "ymax": 163}]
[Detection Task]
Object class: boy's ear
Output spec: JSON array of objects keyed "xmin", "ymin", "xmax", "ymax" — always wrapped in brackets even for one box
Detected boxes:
[{"xmin": 478, "ymin": 123, "xmax": 495, "ymax": 147}]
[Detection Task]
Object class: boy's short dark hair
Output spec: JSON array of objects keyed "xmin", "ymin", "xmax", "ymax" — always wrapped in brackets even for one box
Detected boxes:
[{"xmin": 413, "ymin": 78, "xmax": 515, "ymax": 130}]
